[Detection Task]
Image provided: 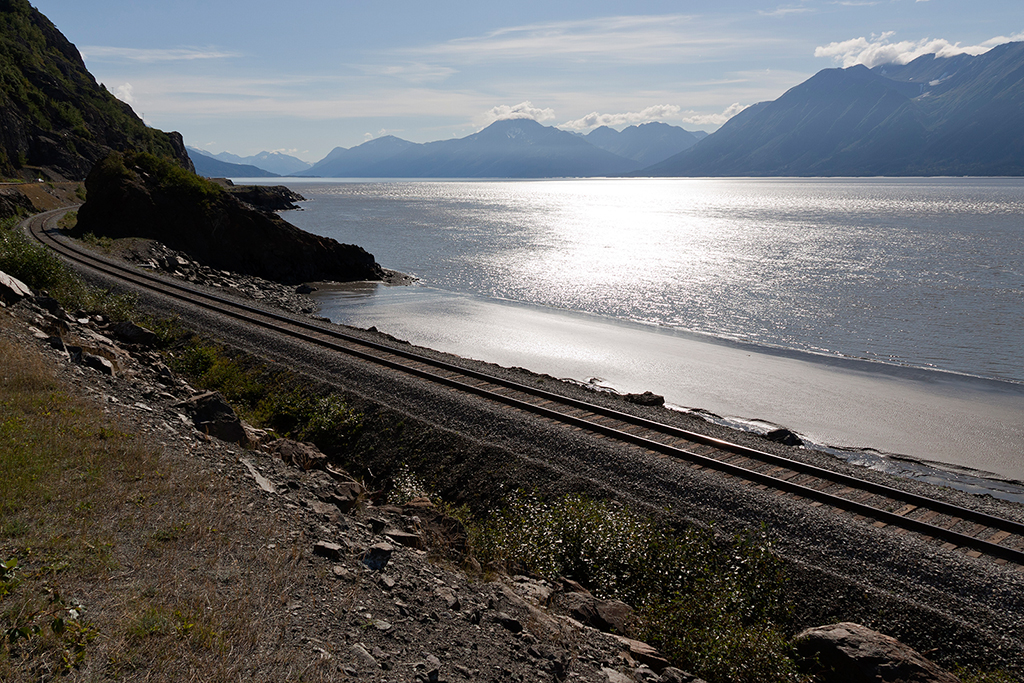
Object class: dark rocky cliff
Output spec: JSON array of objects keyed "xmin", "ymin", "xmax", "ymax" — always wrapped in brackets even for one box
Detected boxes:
[
  {"xmin": 0, "ymin": 0, "xmax": 191, "ymax": 180},
  {"xmin": 74, "ymin": 152, "xmax": 384, "ymax": 285}
]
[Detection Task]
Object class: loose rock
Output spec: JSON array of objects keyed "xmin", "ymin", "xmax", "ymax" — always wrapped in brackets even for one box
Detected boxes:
[
  {"xmin": 362, "ymin": 542, "xmax": 394, "ymax": 571},
  {"xmin": 794, "ymin": 622, "xmax": 962, "ymax": 683}
]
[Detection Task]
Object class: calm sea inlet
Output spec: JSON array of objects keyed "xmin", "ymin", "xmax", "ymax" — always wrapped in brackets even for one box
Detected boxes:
[{"xmin": 241, "ymin": 177, "xmax": 1024, "ymax": 498}]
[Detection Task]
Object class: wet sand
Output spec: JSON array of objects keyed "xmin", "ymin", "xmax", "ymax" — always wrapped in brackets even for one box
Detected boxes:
[{"xmin": 313, "ymin": 282, "xmax": 1024, "ymax": 485}]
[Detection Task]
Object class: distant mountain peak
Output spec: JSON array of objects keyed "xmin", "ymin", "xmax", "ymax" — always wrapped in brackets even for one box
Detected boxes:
[{"xmin": 643, "ymin": 41, "xmax": 1024, "ymax": 177}]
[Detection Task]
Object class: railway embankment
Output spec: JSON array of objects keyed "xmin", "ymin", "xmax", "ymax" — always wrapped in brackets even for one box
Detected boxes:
[{"xmin": 2, "ymin": 204, "xmax": 1023, "ymax": 682}]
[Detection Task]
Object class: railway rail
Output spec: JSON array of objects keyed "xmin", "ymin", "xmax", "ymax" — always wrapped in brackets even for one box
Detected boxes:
[{"xmin": 25, "ymin": 207, "xmax": 1024, "ymax": 567}]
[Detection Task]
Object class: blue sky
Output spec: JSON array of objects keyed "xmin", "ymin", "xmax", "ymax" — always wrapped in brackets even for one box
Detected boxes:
[{"xmin": 31, "ymin": 0, "xmax": 1024, "ymax": 163}]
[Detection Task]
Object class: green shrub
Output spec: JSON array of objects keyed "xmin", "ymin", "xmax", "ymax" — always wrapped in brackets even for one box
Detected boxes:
[
  {"xmin": 299, "ymin": 395, "xmax": 362, "ymax": 451},
  {"xmin": 0, "ymin": 216, "xmax": 136, "ymax": 320},
  {"xmin": 462, "ymin": 492, "xmax": 803, "ymax": 683},
  {"xmin": 163, "ymin": 331, "xmax": 363, "ymax": 454},
  {"xmin": 127, "ymin": 152, "xmax": 222, "ymax": 210}
]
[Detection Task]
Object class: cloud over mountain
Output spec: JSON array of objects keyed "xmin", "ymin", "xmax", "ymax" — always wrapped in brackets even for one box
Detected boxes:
[
  {"xmin": 476, "ymin": 101, "xmax": 556, "ymax": 126},
  {"xmin": 560, "ymin": 105, "xmax": 682, "ymax": 131},
  {"xmin": 681, "ymin": 103, "xmax": 750, "ymax": 126},
  {"xmin": 814, "ymin": 31, "xmax": 1023, "ymax": 68}
]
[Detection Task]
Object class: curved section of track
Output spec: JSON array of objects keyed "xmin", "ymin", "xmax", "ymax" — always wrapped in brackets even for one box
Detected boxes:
[{"xmin": 26, "ymin": 208, "xmax": 1024, "ymax": 566}]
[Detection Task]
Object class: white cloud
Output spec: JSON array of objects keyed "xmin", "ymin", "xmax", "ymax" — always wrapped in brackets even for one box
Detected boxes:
[
  {"xmin": 359, "ymin": 62, "xmax": 457, "ymax": 83},
  {"xmin": 758, "ymin": 6, "xmax": 815, "ymax": 18},
  {"xmin": 681, "ymin": 102, "xmax": 750, "ymax": 126},
  {"xmin": 559, "ymin": 105, "xmax": 682, "ymax": 131},
  {"xmin": 114, "ymin": 82, "xmax": 134, "ymax": 104},
  {"xmin": 80, "ymin": 46, "xmax": 239, "ymax": 63},
  {"xmin": 981, "ymin": 32, "xmax": 1024, "ymax": 47},
  {"xmin": 813, "ymin": 31, "xmax": 1023, "ymax": 68},
  {"xmin": 475, "ymin": 101, "xmax": 556, "ymax": 126},
  {"xmin": 409, "ymin": 14, "xmax": 772, "ymax": 65}
]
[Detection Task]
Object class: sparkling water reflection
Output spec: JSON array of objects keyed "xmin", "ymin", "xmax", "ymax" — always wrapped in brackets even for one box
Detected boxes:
[
  {"xmin": 282, "ymin": 177, "xmax": 1024, "ymax": 384},
  {"xmin": 236, "ymin": 177, "xmax": 1024, "ymax": 485}
]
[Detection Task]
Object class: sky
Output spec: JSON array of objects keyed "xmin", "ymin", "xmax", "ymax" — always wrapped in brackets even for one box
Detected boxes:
[{"xmin": 30, "ymin": 0, "xmax": 1024, "ymax": 164}]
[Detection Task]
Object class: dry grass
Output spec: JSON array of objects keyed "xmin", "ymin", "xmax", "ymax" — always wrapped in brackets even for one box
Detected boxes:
[{"xmin": 0, "ymin": 315, "xmax": 337, "ymax": 681}]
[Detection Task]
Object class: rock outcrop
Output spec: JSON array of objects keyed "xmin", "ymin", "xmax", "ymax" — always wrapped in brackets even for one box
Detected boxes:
[
  {"xmin": 794, "ymin": 622, "xmax": 962, "ymax": 683},
  {"xmin": 0, "ymin": 268, "xmax": 31, "ymax": 304},
  {"xmin": 0, "ymin": 188, "xmax": 34, "ymax": 220},
  {"xmin": 74, "ymin": 151, "xmax": 385, "ymax": 285},
  {"xmin": 0, "ymin": 0, "xmax": 192, "ymax": 180},
  {"xmin": 223, "ymin": 183, "xmax": 305, "ymax": 211}
]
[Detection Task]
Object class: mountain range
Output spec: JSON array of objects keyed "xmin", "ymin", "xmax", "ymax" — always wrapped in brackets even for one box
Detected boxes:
[
  {"xmin": 190, "ymin": 121, "xmax": 706, "ymax": 179},
  {"xmin": 187, "ymin": 150, "xmax": 278, "ymax": 178},
  {"xmin": 188, "ymin": 148, "xmax": 311, "ymax": 176},
  {"xmin": 646, "ymin": 41, "xmax": 1024, "ymax": 177},
  {"xmin": 191, "ymin": 36, "xmax": 1024, "ymax": 180}
]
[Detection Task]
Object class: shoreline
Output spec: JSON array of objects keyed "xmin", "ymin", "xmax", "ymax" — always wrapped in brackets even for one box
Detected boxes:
[
  {"xmin": 311, "ymin": 282, "xmax": 1024, "ymax": 500},
  {"xmin": 57, "ymin": 225, "xmax": 1024, "ymax": 502}
]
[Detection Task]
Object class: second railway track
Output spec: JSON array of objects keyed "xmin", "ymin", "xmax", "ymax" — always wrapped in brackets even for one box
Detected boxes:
[{"xmin": 25, "ymin": 208, "xmax": 1024, "ymax": 567}]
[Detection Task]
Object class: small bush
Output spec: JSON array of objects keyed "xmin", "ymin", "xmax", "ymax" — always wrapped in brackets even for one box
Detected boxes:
[
  {"xmin": 299, "ymin": 395, "xmax": 362, "ymax": 451},
  {"xmin": 125, "ymin": 152, "xmax": 223, "ymax": 211},
  {"xmin": 162, "ymin": 331, "xmax": 363, "ymax": 454},
  {"xmin": 462, "ymin": 492, "xmax": 803, "ymax": 683},
  {"xmin": 58, "ymin": 211, "xmax": 78, "ymax": 231},
  {"xmin": 0, "ymin": 216, "xmax": 135, "ymax": 320}
]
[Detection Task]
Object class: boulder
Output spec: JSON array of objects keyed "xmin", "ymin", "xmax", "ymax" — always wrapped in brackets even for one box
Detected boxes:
[
  {"xmin": 33, "ymin": 295, "xmax": 70, "ymax": 319},
  {"xmin": 794, "ymin": 622, "xmax": 961, "ymax": 683},
  {"xmin": 612, "ymin": 635, "xmax": 671, "ymax": 673},
  {"xmin": 174, "ymin": 391, "xmax": 247, "ymax": 444},
  {"xmin": 324, "ymin": 481, "xmax": 365, "ymax": 513},
  {"xmin": 624, "ymin": 391, "xmax": 665, "ymax": 407},
  {"xmin": 0, "ymin": 269, "xmax": 32, "ymax": 304},
  {"xmin": 559, "ymin": 592, "xmax": 634, "ymax": 635},
  {"xmin": 765, "ymin": 428, "xmax": 803, "ymax": 447},
  {"xmin": 267, "ymin": 439, "xmax": 328, "ymax": 471},
  {"xmin": 492, "ymin": 611, "xmax": 524, "ymax": 634},
  {"xmin": 81, "ymin": 352, "xmax": 114, "ymax": 375},
  {"xmin": 384, "ymin": 529, "xmax": 425, "ymax": 550},
  {"xmin": 312, "ymin": 541, "xmax": 345, "ymax": 562},
  {"xmin": 109, "ymin": 321, "xmax": 158, "ymax": 346}
]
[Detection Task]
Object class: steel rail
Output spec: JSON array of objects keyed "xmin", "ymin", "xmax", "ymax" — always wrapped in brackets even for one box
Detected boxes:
[{"xmin": 25, "ymin": 208, "xmax": 1024, "ymax": 565}]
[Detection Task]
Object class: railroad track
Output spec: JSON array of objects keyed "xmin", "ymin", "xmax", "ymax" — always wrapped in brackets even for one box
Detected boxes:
[{"xmin": 25, "ymin": 208, "xmax": 1024, "ymax": 567}]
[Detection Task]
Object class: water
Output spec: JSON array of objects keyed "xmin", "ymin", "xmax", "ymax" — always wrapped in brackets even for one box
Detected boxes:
[{"xmin": 242, "ymin": 177, "xmax": 1024, "ymax": 493}]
